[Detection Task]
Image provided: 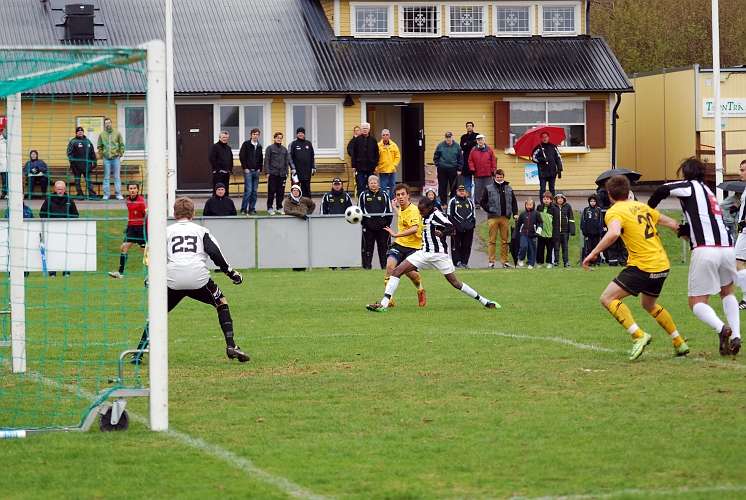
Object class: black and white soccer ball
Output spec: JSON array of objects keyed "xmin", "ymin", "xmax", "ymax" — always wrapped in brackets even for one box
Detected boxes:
[{"xmin": 345, "ymin": 206, "xmax": 363, "ymax": 224}]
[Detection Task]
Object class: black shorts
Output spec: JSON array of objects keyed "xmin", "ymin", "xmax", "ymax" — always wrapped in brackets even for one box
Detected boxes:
[
  {"xmin": 167, "ymin": 279, "xmax": 224, "ymax": 311},
  {"xmin": 387, "ymin": 243, "xmax": 418, "ymax": 264},
  {"xmin": 124, "ymin": 225, "xmax": 147, "ymax": 247},
  {"xmin": 613, "ymin": 266, "xmax": 669, "ymax": 297}
]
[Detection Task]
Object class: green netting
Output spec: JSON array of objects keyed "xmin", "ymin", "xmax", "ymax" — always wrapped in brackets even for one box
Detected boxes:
[{"xmin": 0, "ymin": 46, "xmax": 149, "ymax": 430}]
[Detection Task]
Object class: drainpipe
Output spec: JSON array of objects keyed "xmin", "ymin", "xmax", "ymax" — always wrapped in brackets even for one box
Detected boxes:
[
  {"xmin": 586, "ymin": 0, "xmax": 591, "ymax": 35},
  {"xmin": 611, "ymin": 92, "xmax": 622, "ymax": 168}
]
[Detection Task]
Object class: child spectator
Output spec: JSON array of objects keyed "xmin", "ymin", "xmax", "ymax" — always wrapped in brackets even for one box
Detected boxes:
[
  {"xmin": 581, "ymin": 194, "xmax": 604, "ymax": 266},
  {"xmin": 553, "ymin": 192, "xmax": 574, "ymax": 268},
  {"xmin": 425, "ymin": 188, "xmax": 443, "ymax": 212},
  {"xmin": 536, "ymin": 190, "xmax": 558, "ymax": 268},
  {"xmin": 447, "ymin": 184, "xmax": 476, "ymax": 268},
  {"xmin": 23, "ymin": 150, "xmax": 49, "ymax": 199},
  {"xmin": 513, "ymin": 198, "xmax": 542, "ymax": 269}
]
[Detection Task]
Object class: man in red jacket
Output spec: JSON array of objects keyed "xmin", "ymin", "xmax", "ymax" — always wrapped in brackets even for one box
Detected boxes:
[
  {"xmin": 468, "ymin": 134, "xmax": 496, "ymax": 204},
  {"xmin": 109, "ymin": 183, "xmax": 147, "ymax": 279}
]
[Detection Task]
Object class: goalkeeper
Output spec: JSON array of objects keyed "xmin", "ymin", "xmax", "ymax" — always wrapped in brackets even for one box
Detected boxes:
[{"xmin": 132, "ymin": 197, "xmax": 249, "ymax": 364}]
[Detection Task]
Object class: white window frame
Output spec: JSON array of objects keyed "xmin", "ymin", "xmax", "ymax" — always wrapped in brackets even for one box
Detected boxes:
[
  {"xmin": 445, "ymin": 3, "xmax": 489, "ymax": 37},
  {"xmin": 215, "ymin": 99, "xmax": 273, "ymax": 155},
  {"xmin": 398, "ymin": 3, "xmax": 443, "ymax": 38},
  {"xmin": 116, "ymin": 99, "xmax": 146, "ymax": 160},
  {"xmin": 283, "ymin": 98, "xmax": 345, "ymax": 160},
  {"xmin": 350, "ymin": 3, "xmax": 394, "ymax": 38},
  {"xmin": 538, "ymin": 2, "xmax": 581, "ymax": 37},
  {"xmin": 503, "ymin": 96, "xmax": 590, "ymax": 154},
  {"xmin": 492, "ymin": 2, "xmax": 535, "ymax": 37}
]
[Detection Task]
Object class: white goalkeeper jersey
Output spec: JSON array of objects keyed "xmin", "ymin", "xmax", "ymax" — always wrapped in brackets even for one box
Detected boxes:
[{"xmin": 167, "ymin": 220, "xmax": 230, "ymax": 290}]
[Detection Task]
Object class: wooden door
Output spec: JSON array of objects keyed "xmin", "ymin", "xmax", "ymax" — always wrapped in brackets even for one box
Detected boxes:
[
  {"xmin": 176, "ymin": 105, "xmax": 213, "ymax": 191},
  {"xmin": 401, "ymin": 103, "xmax": 425, "ymax": 187}
]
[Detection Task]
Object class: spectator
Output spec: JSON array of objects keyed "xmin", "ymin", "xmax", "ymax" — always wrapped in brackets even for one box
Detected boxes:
[
  {"xmin": 377, "ymin": 129, "xmax": 400, "ymax": 200},
  {"xmin": 67, "ymin": 126, "xmax": 98, "ymax": 198},
  {"xmin": 460, "ymin": 122, "xmax": 479, "ymax": 199},
  {"xmin": 596, "ymin": 179, "xmax": 627, "ymax": 266},
  {"xmin": 350, "ymin": 123, "xmax": 379, "ymax": 198},
  {"xmin": 97, "ymin": 117, "xmax": 125, "ymax": 200},
  {"xmin": 264, "ymin": 132, "xmax": 291, "ymax": 215},
  {"xmin": 532, "ymin": 131, "xmax": 563, "ymax": 199},
  {"xmin": 108, "ymin": 183, "xmax": 147, "ymax": 279},
  {"xmin": 23, "ymin": 150, "xmax": 49, "ymax": 199},
  {"xmin": 424, "ymin": 188, "xmax": 443, "ymax": 212},
  {"xmin": 433, "ymin": 132, "xmax": 463, "ymax": 205},
  {"xmin": 39, "ymin": 181, "xmax": 78, "ymax": 277},
  {"xmin": 448, "ymin": 184, "xmax": 476, "ymax": 269},
  {"xmin": 289, "ymin": 127, "xmax": 316, "ymax": 200},
  {"xmin": 359, "ymin": 175, "xmax": 392, "ymax": 270},
  {"xmin": 514, "ymin": 198, "xmax": 542, "ymax": 269},
  {"xmin": 238, "ymin": 128, "xmax": 262, "ymax": 215},
  {"xmin": 536, "ymin": 191, "xmax": 558, "ymax": 268},
  {"xmin": 209, "ymin": 131, "xmax": 233, "ymax": 195},
  {"xmin": 203, "ymin": 183, "xmax": 237, "ymax": 216},
  {"xmin": 283, "ymin": 184, "xmax": 316, "ymax": 219},
  {"xmin": 480, "ymin": 169, "xmax": 518, "ymax": 268},
  {"xmin": 320, "ymin": 178, "xmax": 352, "ymax": 215},
  {"xmin": 553, "ymin": 192, "xmax": 574, "ymax": 268},
  {"xmin": 0, "ymin": 120, "xmax": 6, "ymax": 199},
  {"xmin": 721, "ymin": 190, "xmax": 740, "ymax": 239},
  {"xmin": 581, "ymin": 194, "xmax": 604, "ymax": 266},
  {"xmin": 346, "ymin": 125, "xmax": 361, "ymax": 158},
  {"xmin": 468, "ymin": 134, "xmax": 496, "ymax": 207}
]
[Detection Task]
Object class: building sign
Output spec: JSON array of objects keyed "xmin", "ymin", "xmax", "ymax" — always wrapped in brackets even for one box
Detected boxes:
[
  {"xmin": 702, "ymin": 99, "xmax": 746, "ymax": 118},
  {"xmin": 76, "ymin": 116, "xmax": 105, "ymax": 145},
  {"xmin": 524, "ymin": 163, "xmax": 539, "ymax": 185}
]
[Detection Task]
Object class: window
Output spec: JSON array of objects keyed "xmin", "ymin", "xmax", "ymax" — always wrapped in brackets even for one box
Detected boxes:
[
  {"xmin": 540, "ymin": 3, "xmax": 579, "ymax": 35},
  {"xmin": 216, "ymin": 101, "xmax": 271, "ymax": 152},
  {"xmin": 447, "ymin": 5, "xmax": 486, "ymax": 36},
  {"xmin": 351, "ymin": 4, "xmax": 393, "ymax": 37},
  {"xmin": 125, "ymin": 107, "xmax": 145, "ymax": 151},
  {"xmin": 284, "ymin": 99, "xmax": 345, "ymax": 158},
  {"xmin": 399, "ymin": 5, "xmax": 441, "ymax": 37},
  {"xmin": 219, "ymin": 106, "xmax": 240, "ymax": 149},
  {"xmin": 509, "ymin": 100, "xmax": 587, "ymax": 148},
  {"xmin": 495, "ymin": 5, "xmax": 533, "ymax": 36}
]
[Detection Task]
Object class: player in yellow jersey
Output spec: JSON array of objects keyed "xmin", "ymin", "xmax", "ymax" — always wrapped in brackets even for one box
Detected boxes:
[
  {"xmin": 582, "ymin": 175, "xmax": 688, "ymax": 360},
  {"xmin": 383, "ymin": 183, "xmax": 426, "ymax": 307}
]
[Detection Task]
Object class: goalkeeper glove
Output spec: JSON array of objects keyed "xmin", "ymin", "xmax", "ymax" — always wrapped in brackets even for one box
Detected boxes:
[{"xmin": 226, "ymin": 269, "xmax": 243, "ymax": 285}]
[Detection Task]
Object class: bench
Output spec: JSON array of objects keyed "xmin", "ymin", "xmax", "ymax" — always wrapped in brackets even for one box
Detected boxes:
[
  {"xmin": 25, "ymin": 164, "xmax": 142, "ymax": 197},
  {"xmin": 227, "ymin": 162, "xmax": 349, "ymax": 196}
]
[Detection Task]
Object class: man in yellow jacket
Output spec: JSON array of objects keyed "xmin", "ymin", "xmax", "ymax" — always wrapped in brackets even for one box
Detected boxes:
[{"xmin": 377, "ymin": 129, "xmax": 400, "ymax": 200}]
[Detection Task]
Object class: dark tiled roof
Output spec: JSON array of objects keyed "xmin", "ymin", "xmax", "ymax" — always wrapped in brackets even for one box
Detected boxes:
[{"xmin": 0, "ymin": 0, "xmax": 632, "ymax": 95}]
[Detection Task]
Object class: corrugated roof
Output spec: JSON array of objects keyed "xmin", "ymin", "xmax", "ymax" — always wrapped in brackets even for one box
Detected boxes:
[{"xmin": 0, "ymin": 0, "xmax": 632, "ymax": 95}]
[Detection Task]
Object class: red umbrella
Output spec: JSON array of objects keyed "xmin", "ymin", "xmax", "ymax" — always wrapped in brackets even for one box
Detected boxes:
[{"xmin": 513, "ymin": 126, "xmax": 566, "ymax": 158}]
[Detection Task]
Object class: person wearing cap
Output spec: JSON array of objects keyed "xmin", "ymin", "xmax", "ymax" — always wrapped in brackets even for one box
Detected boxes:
[
  {"xmin": 289, "ymin": 127, "xmax": 316, "ymax": 200},
  {"xmin": 376, "ymin": 129, "xmax": 400, "ymax": 200},
  {"xmin": 350, "ymin": 122, "xmax": 380, "ymax": 198},
  {"xmin": 460, "ymin": 122, "xmax": 479, "ymax": 198},
  {"xmin": 209, "ymin": 130, "xmax": 234, "ymax": 195},
  {"xmin": 321, "ymin": 178, "xmax": 352, "ymax": 215},
  {"xmin": 468, "ymin": 134, "xmax": 496, "ymax": 205},
  {"xmin": 553, "ymin": 192, "xmax": 574, "ymax": 268},
  {"xmin": 97, "ymin": 117, "xmax": 125, "ymax": 200},
  {"xmin": 433, "ymin": 132, "xmax": 463, "ymax": 205},
  {"xmin": 238, "ymin": 127, "xmax": 262, "ymax": 215},
  {"xmin": 203, "ymin": 183, "xmax": 237, "ymax": 217},
  {"xmin": 283, "ymin": 184, "xmax": 316, "ymax": 219},
  {"xmin": 23, "ymin": 150, "xmax": 49, "ymax": 199},
  {"xmin": 66, "ymin": 126, "xmax": 98, "ymax": 198},
  {"xmin": 0, "ymin": 117, "xmax": 7, "ymax": 199},
  {"xmin": 447, "ymin": 185, "xmax": 476, "ymax": 268},
  {"xmin": 532, "ymin": 131, "xmax": 563, "ymax": 199}
]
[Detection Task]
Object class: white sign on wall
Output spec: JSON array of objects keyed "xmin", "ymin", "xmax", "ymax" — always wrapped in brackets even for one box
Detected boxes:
[{"xmin": 702, "ymin": 99, "xmax": 746, "ymax": 118}]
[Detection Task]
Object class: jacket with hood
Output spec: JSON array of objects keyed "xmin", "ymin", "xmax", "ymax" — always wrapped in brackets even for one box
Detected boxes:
[
  {"xmin": 447, "ymin": 194, "xmax": 476, "ymax": 232},
  {"xmin": 537, "ymin": 201, "xmax": 559, "ymax": 239},
  {"xmin": 39, "ymin": 194, "xmax": 79, "ymax": 218},
  {"xmin": 480, "ymin": 180, "xmax": 518, "ymax": 218},
  {"xmin": 23, "ymin": 150, "xmax": 48, "ymax": 175},
  {"xmin": 377, "ymin": 139, "xmax": 400, "ymax": 174},
  {"xmin": 67, "ymin": 135, "xmax": 97, "ymax": 174},
  {"xmin": 433, "ymin": 140, "xmax": 463, "ymax": 171},
  {"xmin": 264, "ymin": 143, "xmax": 292, "ymax": 177},
  {"xmin": 581, "ymin": 195, "xmax": 604, "ymax": 236},
  {"xmin": 531, "ymin": 142, "xmax": 563, "ymax": 178},
  {"xmin": 283, "ymin": 186, "xmax": 316, "ymax": 217},
  {"xmin": 97, "ymin": 128, "xmax": 125, "ymax": 159},
  {"xmin": 553, "ymin": 194, "xmax": 574, "ymax": 235},
  {"xmin": 468, "ymin": 144, "xmax": 496, "ymax": 177},
  {"xmin": 289, "ymin": 138, "xmax": 316, "ymax": 180},
  {"xmin": 513, "ymin": 207, "xmax": 542, "ymax": 239},
  {"xmin": 321, "ymin": 188, "xmax": 353, "ymax": 215},
  {"xmin": 203, "ymin": 193, "xmax": 237, "ymax": 217}
]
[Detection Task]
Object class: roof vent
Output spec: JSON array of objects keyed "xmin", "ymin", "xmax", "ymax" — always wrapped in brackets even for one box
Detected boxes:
[{"xmin": 63, "ymin": 4, "xmax": 95, "ymax": 41}]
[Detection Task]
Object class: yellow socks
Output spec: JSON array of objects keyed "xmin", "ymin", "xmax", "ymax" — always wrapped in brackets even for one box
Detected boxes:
[
  {"xmin": 608, "ymin": 299, "xmax": 644, "ymax": 339},
  {"xmin": 411, "ymin": 275, "xmax": 423, "ymax": 291},
  {"xmin": 649, "ymin": 304, "xmax": 682, "ymax": 346}
]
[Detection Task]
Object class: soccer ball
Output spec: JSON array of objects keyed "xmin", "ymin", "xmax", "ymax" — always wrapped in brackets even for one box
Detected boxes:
[{"xmin": 345, "ymin": 206, "xmax": 363, "ymax": 224}]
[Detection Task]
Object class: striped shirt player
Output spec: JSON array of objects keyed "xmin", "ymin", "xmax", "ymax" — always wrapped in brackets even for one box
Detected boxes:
[
  {"xmin": 648, "ymin": 157, "xmax": 741, "ymax": 356},
  {"xmin": 367, "ymin": 198, "xmax": 499, "ymax": 312},
  {"xmin": 732, "ymin": 159, "xmax": 746, "ymax": 310},
  {"xmin": 131, "ymin": 197, "xmax": 250, "ymax": 364}
]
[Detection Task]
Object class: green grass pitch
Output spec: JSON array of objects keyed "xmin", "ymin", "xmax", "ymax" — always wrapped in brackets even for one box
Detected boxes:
[{"xmin": 1, "ymin": 209, "xmax": 745, "ymax": 499}]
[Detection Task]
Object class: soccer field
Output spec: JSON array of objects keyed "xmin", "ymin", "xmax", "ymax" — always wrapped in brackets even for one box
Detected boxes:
[{"xmin": 1, "ymin": 211, "xmax": 746, "ymax": 500}]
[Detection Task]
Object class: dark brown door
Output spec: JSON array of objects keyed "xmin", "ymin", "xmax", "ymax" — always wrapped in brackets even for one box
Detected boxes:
[
  {"xmin": 176, "ymin": 105, "xmax": 213, "ymax": 191},
  {"xmin": 401, "ymin": 103, "xmax": 425, "ymax": 187}
]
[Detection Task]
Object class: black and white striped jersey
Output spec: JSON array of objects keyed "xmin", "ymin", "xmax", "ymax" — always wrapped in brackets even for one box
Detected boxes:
[
  {"xmin": 739, "ymin": 186, "xmax": 746, "ymax": 228},
  {"xmin": 421, "ymin": 209, "xmax": 455, "ymax": 253},
  {"xmin": 648, "ymin": 180, "xmax": 733, "ymax": 248}
]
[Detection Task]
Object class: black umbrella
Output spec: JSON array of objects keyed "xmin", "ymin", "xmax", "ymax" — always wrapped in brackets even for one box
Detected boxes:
[
  {"xmin": 717, "ymin": 181, "xmax": 746, "ymax": 193},
  {"xmin": 595, "ymin": 168, "xmax": 642, "ymax": 186}
]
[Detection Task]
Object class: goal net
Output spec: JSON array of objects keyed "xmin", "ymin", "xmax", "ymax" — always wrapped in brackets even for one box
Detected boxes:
[{"xmin": 0, "ymin": 42, "xmax": 167, "ymax": 433}]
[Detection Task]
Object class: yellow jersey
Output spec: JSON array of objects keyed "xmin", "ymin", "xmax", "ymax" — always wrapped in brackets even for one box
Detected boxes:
[
  {"xmin": 396, "ymin": 202, "xmax": 423, "ymax": 249},
  {"xmin": 605, "ymin": 200, "xmax": 670, "ymax": 273}
]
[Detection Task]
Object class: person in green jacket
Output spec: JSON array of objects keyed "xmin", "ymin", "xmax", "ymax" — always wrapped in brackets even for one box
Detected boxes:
[{"xmin": 97, "ymin": 117, "xmax": 125, "ymax": 200}]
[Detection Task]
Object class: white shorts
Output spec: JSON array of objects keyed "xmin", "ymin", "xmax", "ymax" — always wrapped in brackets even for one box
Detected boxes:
[
  {"xmin": 689, "ymin": 246, "xmax": 738, "ymax": 297},
  {"xmin": 406, "ymin": 250, "xmax": 455, "ymax": 275},
  {"xmin": 735, "ymin": 232, "xmax": 746, "ymax": 261}
]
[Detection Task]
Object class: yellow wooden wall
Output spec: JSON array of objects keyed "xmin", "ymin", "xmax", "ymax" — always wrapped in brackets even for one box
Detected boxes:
[
  {"xmin": 320, "ymin": 0, "xmax": 335, "ymax": 28},
  {"xmin": 697, "ymin": 70, "xmax": 746, "ymax": 174}
]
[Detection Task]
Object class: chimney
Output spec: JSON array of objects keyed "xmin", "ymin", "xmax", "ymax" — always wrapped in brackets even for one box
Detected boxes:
[{"xmin": 64, "ymin": 4, "xmax": 95, "ymax": 42}]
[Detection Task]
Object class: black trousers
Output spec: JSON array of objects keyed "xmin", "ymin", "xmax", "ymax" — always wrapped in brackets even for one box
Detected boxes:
[
  {"xmin": 212, "ymin": 171, "xmax": 231, "ymax": 195},
  {"xmin": 451, "ymin": 229, "xmax": 474, "ymax": 266},
  {"xmin": 361, "ymin": 226, "xmax": 390, "ymax": 269},
  {"xmin": 72, "ymin": 168, "xmax": 96, "ymax": 197},
  {"xmin": 298, "ymin": 179, "xmax": 312, "ymax": 200},
  {"xmin": 27, "ymin": 175, "xmax": 49, "ymax": 197},
  {"xmin": 537, "ymin": 237, "xmax": 555, "ymax": 265},
  {"xmin": 554, "ymin": 233, "xmax": 570, "ymax": 265},
  {"xmin": 437, "ymin": 168, "xmax": 458, "ymax": 204},
  {"xmin": 584, "ymin": 234, "xmax": 601, "ymax": 264},
  {"xmin": 266, "ymin": 174, "xmax": 286, "ymax": 210}
]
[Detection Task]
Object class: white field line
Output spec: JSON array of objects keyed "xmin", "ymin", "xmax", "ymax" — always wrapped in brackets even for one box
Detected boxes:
[
  {"xmin": 0, "ymin": 359, "xmax": 329, "ymax": 500},
  {"xmin": 508, "ymin": 483, "xmax": 746, "ymax": 499}
]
